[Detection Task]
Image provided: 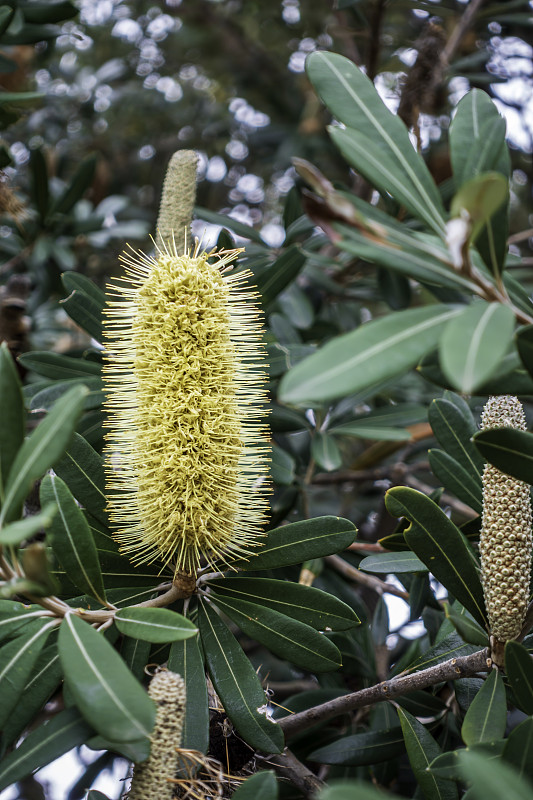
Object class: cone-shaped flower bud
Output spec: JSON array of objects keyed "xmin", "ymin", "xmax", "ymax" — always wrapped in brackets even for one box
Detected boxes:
[
  {"xmin": 155, "ymin": 150, "xmax": 198, "ymax": 254},
  {"xmin": 128, "ymin": 670, "xmax": 186, "ymax": 800},
  {"xmin": 479, "ymin": 395, "xmax": 532, "ymax": 642},
  {"xmin": 103, "ymin": 240, "xmax": 270, "ymax": 575}
]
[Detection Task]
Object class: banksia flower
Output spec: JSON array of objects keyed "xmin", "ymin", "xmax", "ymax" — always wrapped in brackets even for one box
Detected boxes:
[
  {"xmin": 479, "ymin": 395, "xmax": 532, "ymax": 643},
  {"xmin": 155, "ymin": 150, "xmax": 198, "ymax": 254},
  {"xmin": 103, "ymin": 239, "xmax": 270, "ymax": 576},
  {"xmin": 128, "ymin": 670, "xmax": 186, "ymax": 800}
]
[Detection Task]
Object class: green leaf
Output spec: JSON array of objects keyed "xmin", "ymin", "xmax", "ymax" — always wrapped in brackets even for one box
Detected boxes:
[
  {"xmin": 473, "ymin": 428, "xmax": 533, "ymax": 484},
  {"xmin": 270, "ymin": 444, "xmax": 295, "ymax": 485},
  {"xmin": 58, "ymin": 613, "xmax": 155, "ymax": 751},
  {"xmin": 231, "ymin": 771, "xmax": 278, "ymax": 800},
  {"xmin": 54, "ymin": 433, "xmax": 109, "ymax": 527},
  {"xmin": 0, "ymin": 341, "xmax": 25, "ymax": 503},
  {"xmin": 60, "ymin": 290, "xmax": 103, "ymax": 343},
  {"xmin": 61, "ymin": 271, "xmax": 107, "ymax": 310},
  {"xmin": 194, "ymin": 206, "xmax": 267, "ymax": 245},
  {"xmin": 309, "ymin": 727, "xmax": 405, "ymax": 766},
  {"xmin": 458, "ymin": 749, "xmax": 533, "ymax": 800},
  {"xmin": 0, "ymin": 707, "xmax": 92, "ymax": 792},
  {"xmin": 385, "ymin": 487, "xmax": 487, "ymax": 627},
  {"xmin": 18, "ymin": 351, "xmax": 101, "ymax": 380},
  {"xmin": 114, "ymin": 607, "xmax": 197, "ymax": 644},
  {"xmin": 505, "ymin": 641, "xmax": 533, "ymax": 715},
  {"xmin": 210, "ymin": 592, "xmax": 341, "ymax": 672},
  {"xmin": 0, "ymin": 620, "xmax": 56, "ymax": 731},
  {"xmin": 86, "ymin": 793, "xmax": 111, "ymax": 800},
  {"xmin": 317, "ymin": 782, "xmax": 397, "ymax": 800},
  {"xmin": 516, "ymin": 324, "xmax": 533, "ymax": 378},
  {"xmin": 255, "ymin": 245, "xmax": 306, "ymax": 308},
  {"xmin": 450, "ymin": 173, "xmax": 508, "ymax": 241},
  {"xmin": 0, "ymin": 600, "xmax": 50, "ymax": 644},
  {"xmin": 331, "ymin": 403, "xmax": 426, "ymax": 438},
  {"xmin": 312, "ymin": 432, "xmax": 342, "ymax": 471},
  {"xmin": 120, "ymin": 635, "xmax": 151, "ymax": 681},
  {"xmin": 279, "ymin": 305, "xmax": 460, "ymax": 406},
  {"xmin": 0, "ymin": 385, "xmax": 87, "ymax": 525},
  {"xmin": 51, "ymin": 154, "xmax": 97, "ymax": 216},
  {"xmin": 306, "ymin": 51, "xmax": 445, "ymax": 234},
  {"xmin": 40, "ymin": 474, "xmax": 106, "ymax": 604},
  {"xmin": 398, "ymin": 707, "xmax": 458, "ymax": 800},
  {"xmin": 230, "ymin": 516, "xmax": 357, "ymax": 571},
  {"xmin": 461, "ymin": 669, "xmax": 506, "ymax": 746},
  {"xmin": 197, "ymin": 601, "xmax": 284, "ymax": 754},
  {"xmin": 444, "ymin": 604, "xmax": 488, "ymax": 647},
  {"xmin": 208, "ymin": 577, "xmax": 359, "ymax": 631},
  {"xmin": 439, "ymin": 301, "xmax": 515, "ymax": 394},
  {"xmin": 428, "ymin": 397, "xmax": 484, "ymax": 477},
  {"xmin": 29, "ymin": 148, "xmax": 49, "ymax": 223},
  {"xmin": 429, "ymin": 449, "xmax": 482, "ymax": 514},
  {"xmin": 1, "ymin": 642, "xmax": 62, "ymax": 747},
  {"xmin": 29, "ymin": 378, "xmax": 103, "ymax": 413},
  {"xmin": 359, "ymin": 551, "xmax": 428, "ymax": 574},
  {"xmin": 168, "ymin": 634, "xmax": 209, "ymax": 753},
  {"xmin": 503, "ymin": 717, "xmax": 533, "ymax": 783},
  {"xmin": 0, "ymin": 503, "xmax": 56, "ymax": 545}
]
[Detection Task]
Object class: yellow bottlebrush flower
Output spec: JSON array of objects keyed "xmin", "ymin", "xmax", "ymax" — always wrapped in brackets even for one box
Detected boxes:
[
  {"xmin": 479, "ymin": 395, "xmax": 532, "ymax": 644},
  {"xmin": 102, "ymin": 238, "xmax": 270, "ymax": 577},
  {"xmin": 128, "ymin": 669, "xmax": 186, "ymax": 800}
]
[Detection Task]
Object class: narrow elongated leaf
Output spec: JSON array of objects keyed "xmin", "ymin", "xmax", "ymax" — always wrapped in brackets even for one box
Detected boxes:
[
  {"xmin": 309, "ymin": 727, "xmax": 405, "ymax": 766},
  {"xmin": 306, "ymin": 51, "xmax": 445, "ymax": 233},
  {"xmin": 312, "ymin": 432, "xmax": 342, "ymax": 471},
  {"xmin": 461, "ymin": 669, "xmax": 506, "ymax": 746},
  {"xmin": 359, "ymin": 551, "xmax": 428, "ymax": 574},
  {"xmin": 1, "ymin": 642, "xmax": 62, "ymax": 746},
  {"xmin": 505, "ymin": 641, "xmax": 533, "ymax": 715},
  {"xmin": 0, "ymin": 503, "xmax": 57, "ymax": 545},
  {"xmin": 194, "ymin": 206, "xmax": 267, "ymax": 245},
  {"xmin": 197, "ymin": 601, "xmax": 284, "ymax": 754},
  {"xmin": 439, "ymin": 301, "xmax": 515, "ymax": 393},
  {"xmin": 121, "ymin": 635, "xmax": 151, "ymax": 681},
  {"xmin": 428, "ymin": 397, "xmax": 484, "ymax": 476},
  {"xmin": 210, "ymin": 592, "xmax": 341, "ymax": 672},
  {"xmin": 0, "ymin": 342, "xmax": 25, "ymax": 503},
  {"xmin": 0, "ymin": 385, "xmax": 87, "ymax": 525},
  {"xmin": 330, "ymin": 126, "xmax": 443, "ymax": 235},
  {"xmin": 30, "ymin": 377, "xmax": 103, "ymax": 412},
  {"xmin": 61, "ymin": 271, "xmax": 107, "ymax": 310},
  {"xmin": 40, "ymin": 474, "xmax": 105, "ymax": 604},
  {"xmin": 0, "ymin": 707, "xmax": 92, "ymax": 792},
  {"xmin": 331, "ymin": 423, "xmax": 410, "ymax": 442},
  {"xmin": 51, "ymin": 154, "xmax": 97, "ymax": 215},
  {"xmin": 255, "ymin": 245, "xmax": 306, "ymax": 308},
  {"xmin": 398, "ymin": 707, "xmax": 458, "ymax": 800},
  {"xmin": 279, "ymin": 305, "xmax": 460, "ymax": 406},
  {"xmin": 0, "ymin": 601, "xmax": 50, "ymax": 644},
  {"xmin": 473, "ymin": 428, "xmax": 533, "ymax": 484},
  {"xmin": 429, "ymin": 449, "xmax": 482, "ymax": 513},
  {"xmin": 114, "ymin": 607, "xmax": 197, "ymax": 643},
  {"xmin": 60, "ymin": 290, "xmax": 103, "ymax": 342},
  {"xmin": 54, "ymin": 432, "xmax": 108, "ymax": 526},
  {"xmin": 168, "ymin": 634, "xmax": 209, "ymax": 753},
  {"xmin": 231, "ymin": 771, "xmax": 278, "ymax": 800},
  {"xmin": 58, "ymin": 613, "xmax": 155, "ymax": 749},
  {"xmin": 385, "ymin": 487, "xmax": 487, "ymax": 627},
  {"xmin": 458, "ymin": 749, "xmax": 533, "ymax": 800},
  {"xmin": 408, "ymin": 632, "xmax": 479, "ymax": 672},
  {"xmin": 503, "ymin": 717, "xmax": 533, "ymax": 783},
  {"xmin": 208, "ymin": 577, "xmax": 359, "ymax": 631},
  {"xmin": 271, "ymin": 444, "xmax": 296, "ymax": 486},
  {"xmin": 230, "ymin": 516, "xmax": 357, "ymax": 571},
  {"xmin": 0, "ymin": 620, "xmax": 56, "ymax": 730},
  {"xmin": 451, "ymin": 173, "xmax": 508, "ymax": 241},
  {"xmin": 18, "ymin": 351, "xmax": 101, "ymax": 380},
  {"xmin": 444, "ymin": 604, "xmax": 488, "ymax": 647}
]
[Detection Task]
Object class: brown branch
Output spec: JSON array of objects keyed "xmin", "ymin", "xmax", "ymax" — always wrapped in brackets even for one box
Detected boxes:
[
  {"xmin": 326, "ymin": 554, "xmax": 409, "ymax": 600},
  {"xmin": 265, "ymin": 748, "xmax": 325, "ymax": 798},
  {"xmin": 278, "ymin": 648, "xmax": 490, "ymax": 738}
]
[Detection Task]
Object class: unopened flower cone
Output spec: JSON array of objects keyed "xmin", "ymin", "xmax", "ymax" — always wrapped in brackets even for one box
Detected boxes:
[
  {"xmin": 103, "ymin": 153, "xmax": 270, "ymax": 579},
  {"xmin": 479, "ymin": 395, "xmax": 532, "ymax": 651}
]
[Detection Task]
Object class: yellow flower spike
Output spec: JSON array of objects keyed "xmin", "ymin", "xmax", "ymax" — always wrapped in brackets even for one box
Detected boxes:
[
  {"xmin": 103, "ymin": 238, "xmax": 270, "ymax": 580},
  {"xmin": 128, "ymin": 669, "xmax": 186, "ymax": 800}
]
